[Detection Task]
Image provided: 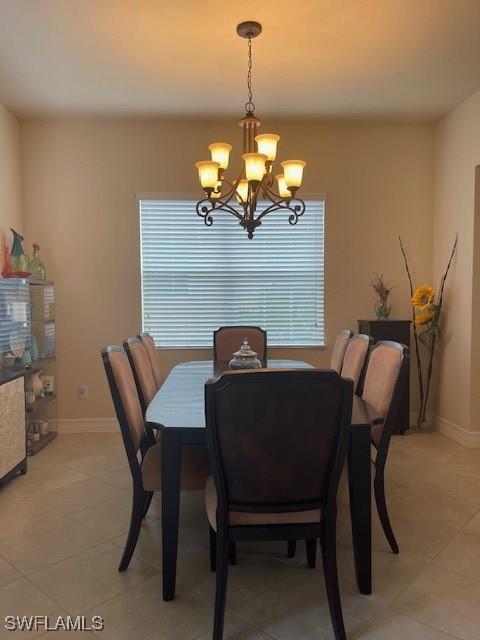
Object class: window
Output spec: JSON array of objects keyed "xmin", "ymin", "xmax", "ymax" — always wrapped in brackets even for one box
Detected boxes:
[{"xmin": 139, "ymin": 198, "xmax": 325, "ymax": 348}]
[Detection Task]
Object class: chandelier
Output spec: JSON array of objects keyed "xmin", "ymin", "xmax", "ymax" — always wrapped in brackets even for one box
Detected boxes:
[{"xmin": 194, "ymin": 21, "xmax": 307, "ymax": 239}]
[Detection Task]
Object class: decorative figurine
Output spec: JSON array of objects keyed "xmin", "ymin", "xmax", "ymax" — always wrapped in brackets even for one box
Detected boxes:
[
  {"xmin": 229, "ymin": 338, "xmax": 262, "ymax": 369},
  {"xmin": 10, "ymin": 228, "xmax": 30, "ymax": 276},
  {"xmin": 31, "ymin": 371, "xmax": 44, "ymax": 397},
  {"xmin": 29, "ymin": 244, "xmax": 46, "ymax": 280}
]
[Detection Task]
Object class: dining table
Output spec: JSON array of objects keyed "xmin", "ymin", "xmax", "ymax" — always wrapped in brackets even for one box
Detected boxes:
[{"xmin": 146, "ymin": 359, "xmax": 383, "ymax": 602}]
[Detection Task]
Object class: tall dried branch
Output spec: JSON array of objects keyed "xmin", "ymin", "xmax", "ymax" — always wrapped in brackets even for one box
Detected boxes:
[
  {"xmin": 421, "ymin": 234, "xmax": 458, "ymax": 422},
  {"xmin": 399, "ymin": 235, "xmax": 424, "ymax": 426}
]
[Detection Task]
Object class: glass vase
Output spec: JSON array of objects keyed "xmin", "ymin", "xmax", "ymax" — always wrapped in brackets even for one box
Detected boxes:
[
  {"xmin": 374, "ymin": 303, "xmax": 391, "ymax": 320},
  {"xmin": 29, "ymin": 244, "xmax": 46, "ymax": 280}
]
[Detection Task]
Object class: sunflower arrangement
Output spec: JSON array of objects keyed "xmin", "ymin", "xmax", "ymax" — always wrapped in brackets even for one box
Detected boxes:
[
  {"xmin": 412, "ymin": 284, "xmax": 438, "ymax": 337},
  {"xmin": 399, "ymin": 236, "xmax": 457, "ymax": 427}
]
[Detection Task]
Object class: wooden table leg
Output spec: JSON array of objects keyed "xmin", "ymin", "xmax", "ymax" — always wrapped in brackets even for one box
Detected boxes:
[
  {"xmin": 161, "ymin": 430, "xmax": 182, "ymax": 601},
  {"xmin": 348, "ymin": 424, "xmax": 372, "ymax": 594}
]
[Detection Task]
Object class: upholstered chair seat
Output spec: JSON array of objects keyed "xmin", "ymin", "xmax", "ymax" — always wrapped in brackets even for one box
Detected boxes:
[{"xmin": 205, "ymin": 477, "xmax": 322, "ymax": 528}]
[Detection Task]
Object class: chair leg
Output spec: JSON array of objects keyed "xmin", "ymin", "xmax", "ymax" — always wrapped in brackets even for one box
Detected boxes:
[
  {"xmin": 374, "ymin": 469, "xmax": 399, "ymax": 554},
  {"xmin": 209, "ymin": 526, "xmax": 216, "ymax": 572},
  {"xmin": 287, "ymin": 540, "xmax": 297, "ymax": 558},
  {"xmin": 210, "ymin": 530, "xmax": 235, "ymax": 569},
  {"xmin": 320, "ymin": 525, "xmax": 346, "ymax": 640},
  {"xmin": 142, "ymin": 491, "xmax": 153, "ymax": 518},
  {"xmin": 229, "ymin": 541, "xmax": 237, "ymax": 566},
  {"xmin": 306, "ymin": 538, "xmax": 317, "ymax": 568},
  {"xmin": 118, "ymin": 489, "xmax": 144, "ymax": 572},
  {"xmin": 213, "ymin": 528, "xmax": 230, "ymax": 640}
]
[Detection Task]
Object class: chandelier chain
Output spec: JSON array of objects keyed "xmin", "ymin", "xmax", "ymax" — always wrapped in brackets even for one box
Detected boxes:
[{"xmin": 245, "ymin": 37, "xmax": 255, "ymax": 114}]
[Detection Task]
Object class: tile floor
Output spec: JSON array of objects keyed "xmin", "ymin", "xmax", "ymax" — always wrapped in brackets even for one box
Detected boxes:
[{"xmin": 1, "ymin": 431, "xmax": 480, "ymax": 639}]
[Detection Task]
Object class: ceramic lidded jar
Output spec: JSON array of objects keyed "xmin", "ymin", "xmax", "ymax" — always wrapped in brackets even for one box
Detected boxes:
[{"xmin": 228, "ymin": 338, "xmax": 262, "ymax": 370}]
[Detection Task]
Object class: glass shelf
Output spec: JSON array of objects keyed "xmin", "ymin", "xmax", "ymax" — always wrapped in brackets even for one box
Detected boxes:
[{"xmin": 28, "ymin": 279, "xmax": 55, "ymax": 286}]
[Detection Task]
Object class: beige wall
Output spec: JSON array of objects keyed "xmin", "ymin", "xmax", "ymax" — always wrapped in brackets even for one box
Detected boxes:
[
  {"xmin": 20, "ymin": 118, "xmax": 434, "ymax": 422},
  {"xmin": 433, "ymin": 89, "xmax": 480, "ymax": 435},
  {"xmin": 0, "ymin": 105, "xmax": 22, "ymax": 236}
]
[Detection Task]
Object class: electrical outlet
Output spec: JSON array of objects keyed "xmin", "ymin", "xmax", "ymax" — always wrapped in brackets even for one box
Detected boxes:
[{"xmin": 78, "ymin": 384, "xmax": 88, "ymax": 399}]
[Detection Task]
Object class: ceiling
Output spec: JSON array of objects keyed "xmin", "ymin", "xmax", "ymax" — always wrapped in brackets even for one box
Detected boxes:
[{"xmin": 0, "ymin": 0, "xmax": 480, "ymax": 120}]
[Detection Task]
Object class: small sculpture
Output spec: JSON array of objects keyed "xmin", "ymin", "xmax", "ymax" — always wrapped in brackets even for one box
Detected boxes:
[
  {"xmin": 10, "ymin": 228, "xmax": 30, "ymax": 276},
  {"xmin": 29, "ymin": 244, "xmax": 46, "ymax": 280},
  {"xmin": 229, "ymin": 338, "xmax": 262, "ymax": 369}
]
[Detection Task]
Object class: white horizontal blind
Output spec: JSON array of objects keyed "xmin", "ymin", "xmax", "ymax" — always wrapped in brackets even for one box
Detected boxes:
[{"xmin": 139, "ymin": 199, "xmax": 325, "ymax": 348}]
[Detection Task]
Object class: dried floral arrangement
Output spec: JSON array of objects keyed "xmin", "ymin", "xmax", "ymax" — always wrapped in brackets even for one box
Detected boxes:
[
  {"xmin": 371, "ymin": 273, "xmax": 395, "ymax": 319},
  {"xmin": 399, "ymin": 235, "xmax": 458, "ymax": 427}
]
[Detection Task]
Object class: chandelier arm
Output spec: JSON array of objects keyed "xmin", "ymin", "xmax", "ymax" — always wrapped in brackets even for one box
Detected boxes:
[
  {"xmin": 255, "ymin": 201, "xmax": 288, "ymax": 220},
  {"xmin": 217, "ymin": 182, "xmax": 237, "ymax": 202},
  {"xmin": 219, "ymin": 171, "xmax": 243, "ymax": 204},
  {"xmin": 248, "ymin": 181, "xmax": 262, "ymax": 219},
  {"xmin": 261, "ymin": 182, "xmax": 285, "ymax": 205},
  {"xmin": 256, "ymin": 197, "xmax": 306, "ymax": 224},
  {"xmin": 196, "ymin": 198, "xmax": 216, "ymax": 226},
  {"xmin": 286, "ymin": 198, "xmax": 306, "ymax": 225},
  {"xmin": 197, "ymin": 198, "xmax": 244, "ymax": 223},
  {"xmin": 213, "ymin": 201, "xmax": 245, "ymax": 220}
]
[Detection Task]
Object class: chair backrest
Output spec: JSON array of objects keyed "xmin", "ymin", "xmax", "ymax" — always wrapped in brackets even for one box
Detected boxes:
[
  {"xmin": 205, "ymin": 369, "xmax": 353, "ymax": 515},
  {"xmin": 361, "ymin": 340, "xmax": 410, "ymax": 446},
  {"xmin": 330, "ymin": 329, "xmax": 352, "ymax": 373},
  {"xmin": 138, "ymin": 332, "xmax": 164, "ymax": 389},
  {"xmin": 340, "ymin": 334, "xmax": 372, "ymax": 394},
  {"xmin": 124, "ymin": 337, "xmax": 157, "ymax": 413},
  {"xmin": 101, "ymin": 346, "xmax": 147, "ymax": 472},
  {"xmin": 213, "ymin": 326, "xmax": 267, "ymax": 362}
]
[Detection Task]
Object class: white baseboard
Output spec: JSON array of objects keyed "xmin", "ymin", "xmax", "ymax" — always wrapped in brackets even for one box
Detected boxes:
[
  {"xmin": 50, "ymin": 414, "xmax": 480, "ymax": 446},
  {"xmin": 51, "ymin": 418, "xmax": 119, "ymax": 433},
  {"xmin": 434, "ymin": 415, "xmax": 480, "ymax": 448}
]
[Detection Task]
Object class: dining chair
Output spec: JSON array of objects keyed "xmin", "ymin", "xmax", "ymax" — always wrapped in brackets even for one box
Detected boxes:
[
  {"xmin": 330, "ymin": 329, "xmax": 352, "ymax": 373},
  {"xmin": 102, "ymin": 345, "xmax": 210, "ymax": 571},
  {"xmin": 340, "ymin": 333, "xmax": 372, "ymax": 395},
  {"xmin": 361, "ymin": 340, "xmax": 410, "ymax": 554},
  {"xmin": 138, "ymin": 332, "xmax": 165, "ymax": 389},
  {"xmin": 205, "ymin": 368, "xmax": 353, "ymax": 640},
  {"xmin": 287, "ymin": 333, "xmax": 370, "ymax": 563},
  {"xmin": 213, "ymin": 326, "xmax": 267, "ymax": 362}
]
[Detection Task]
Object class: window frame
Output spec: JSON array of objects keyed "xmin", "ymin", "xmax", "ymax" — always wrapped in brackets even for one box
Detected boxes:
[{"xmin": 137, "ymin": 192, "xmax": 327, "ymax": 350}]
